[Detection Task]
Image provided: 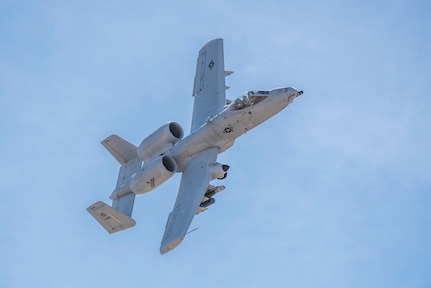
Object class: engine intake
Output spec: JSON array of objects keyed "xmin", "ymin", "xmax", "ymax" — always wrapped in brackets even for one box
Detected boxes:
[
  {"xmin": 137, "ymin": 122, "xmax": 184, "ymax": 161},
  {"xmin": 162, "ymin": 155, "xmax": 176, "ymax": 172}
]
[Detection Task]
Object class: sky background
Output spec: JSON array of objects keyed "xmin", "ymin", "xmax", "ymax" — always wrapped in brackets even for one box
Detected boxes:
[{"xmin": 1, "ymin": 0, "xmax": 430, "ymax": 287}]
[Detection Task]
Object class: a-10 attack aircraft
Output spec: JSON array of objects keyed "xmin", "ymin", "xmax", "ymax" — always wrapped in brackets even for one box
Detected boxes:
[{"xmin": 87, "ymin": 38, "xmax": 303, "ymax": 254}]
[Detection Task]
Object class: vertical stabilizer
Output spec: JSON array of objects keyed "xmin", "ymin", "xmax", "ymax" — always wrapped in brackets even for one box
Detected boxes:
[
  {"xmin": 103, "ymin": 135, "xmax": 141, "ymax": 218},
  {"xmin": 101, "ymin": 134, "xmax": 137, "ymax": 165},
  {"xmin": 87, "ymin": 201, "xmax": 136, "ymax": 234},
  {"xmin": 112, "ymin": 192, "xmax": 135, "ymax": 217},
  {"xmin": 87, "ymin": 135, "xmax": 140, "ymax": 231}
]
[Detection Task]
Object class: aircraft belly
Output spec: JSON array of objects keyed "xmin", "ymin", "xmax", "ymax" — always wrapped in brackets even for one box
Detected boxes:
[
  {"xmin": 172, "ymin": 102, "xmax": 281, "ymax": 171},
  {"xmin": 214, "ymin": 108, "xmax": 262, "ymax": 138},
  {"xmin": 172, "ymin": 124, "xmax": 231, "ymax": 171}
]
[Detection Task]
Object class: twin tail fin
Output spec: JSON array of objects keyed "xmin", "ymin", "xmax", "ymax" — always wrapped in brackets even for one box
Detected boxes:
[{"xmin": 87, "ymin": 135, "xmax": 140, "ymax": 234}]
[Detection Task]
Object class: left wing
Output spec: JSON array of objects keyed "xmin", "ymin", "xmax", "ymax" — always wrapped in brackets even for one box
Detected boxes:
[
  {"xmin": 160, "ymin": 147, "xmax": 218, "ymax": 254},
  {"xmin": 191, "ymin": 38, "xmax": 226, "ymax": 132}
]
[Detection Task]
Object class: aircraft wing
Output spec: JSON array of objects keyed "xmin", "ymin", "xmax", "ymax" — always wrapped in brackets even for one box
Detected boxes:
[
  {"xmin": 191, "ymin": 38, "xmax": 226, "ymax": 132},
  {"xmin": 160, "ymin": 147, "xmax": 218, "ymax": 254}
]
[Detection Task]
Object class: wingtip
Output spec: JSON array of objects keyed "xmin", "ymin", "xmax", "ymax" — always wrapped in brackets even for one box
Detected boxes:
[
  {"xmin": 160, "ymin": 237, "xmax": 184, "ymax": 254},
  {"xmin": 200, "ymin": 38, "xmax": 223, "ymax": 52}
]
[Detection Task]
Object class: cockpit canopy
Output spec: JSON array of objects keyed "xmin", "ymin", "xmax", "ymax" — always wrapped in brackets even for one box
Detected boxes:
[{"xmin": 229, "ymin": 90, "xmax": 269, "ymax": 110}]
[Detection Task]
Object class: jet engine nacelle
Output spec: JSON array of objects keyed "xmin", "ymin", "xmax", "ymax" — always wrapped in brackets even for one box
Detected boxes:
[
  {"xmin": 130, "ymin": 155, "xmax": 177, "ymax": 194},
  {"xmin": 137, "ymin": 122, "xmax": 184, "ymax": 161}
]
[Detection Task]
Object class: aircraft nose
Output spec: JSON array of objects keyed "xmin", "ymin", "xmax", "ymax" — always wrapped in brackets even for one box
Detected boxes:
[
  {"xmin": 287, "ymin": 87, "xmax": 303, "ymax": 97},
  {"xmin": 270, "ymin": 87, "xmax": 303, "ymax": 101}
]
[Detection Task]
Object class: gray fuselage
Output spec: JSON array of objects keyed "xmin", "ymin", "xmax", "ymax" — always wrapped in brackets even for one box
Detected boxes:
[{"xmin": 171, "ymin": 87, "xmax": 302, "ymax": 171}]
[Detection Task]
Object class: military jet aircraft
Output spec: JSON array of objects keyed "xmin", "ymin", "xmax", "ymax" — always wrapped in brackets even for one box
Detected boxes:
[{"xmin": 87, "ymin": 38, "xmax": 303, "ymax": 254}]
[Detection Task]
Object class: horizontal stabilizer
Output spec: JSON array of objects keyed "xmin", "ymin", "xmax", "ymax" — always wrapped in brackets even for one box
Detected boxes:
[
  {"xmin": 87, "ymin": 201, "xmax": 136, "ymax": 234},
  {"xmin": 224, "ymin": 70, "xmax": 233, "ymax": 76},
  {"xmin": 101, "ymin": 135, "xmax": 137, "ymax": 164}
]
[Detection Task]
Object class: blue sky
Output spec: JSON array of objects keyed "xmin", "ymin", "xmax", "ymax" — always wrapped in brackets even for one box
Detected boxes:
[{"xmin": 1, "ymin": 0, "xmax": 430, "ymax": 287}]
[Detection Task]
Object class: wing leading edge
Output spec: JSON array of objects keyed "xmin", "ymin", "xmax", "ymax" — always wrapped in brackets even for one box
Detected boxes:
[{"xmin": 160, "ymin": 147, "xmax": 219, "ymax": 254}]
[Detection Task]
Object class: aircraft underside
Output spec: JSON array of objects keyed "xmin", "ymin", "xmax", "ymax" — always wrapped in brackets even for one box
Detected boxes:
[{"xmin": 87, "ymin": 38, "xmax": 303, "ymax": 254}]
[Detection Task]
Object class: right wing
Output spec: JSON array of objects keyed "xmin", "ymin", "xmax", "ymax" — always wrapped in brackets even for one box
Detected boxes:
[
  {"xmin": 160, "ymin": 147, "xmax": 219, "ymax": 254},
  {"xmin": 191, "ymin": 38, "xmax": 226, "ymax": 132}
]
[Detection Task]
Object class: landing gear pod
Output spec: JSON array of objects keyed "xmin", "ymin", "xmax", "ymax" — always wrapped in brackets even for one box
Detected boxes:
[{"xmin": 209, "ymin": 163, "xmax": 230, "ymax": 180}]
